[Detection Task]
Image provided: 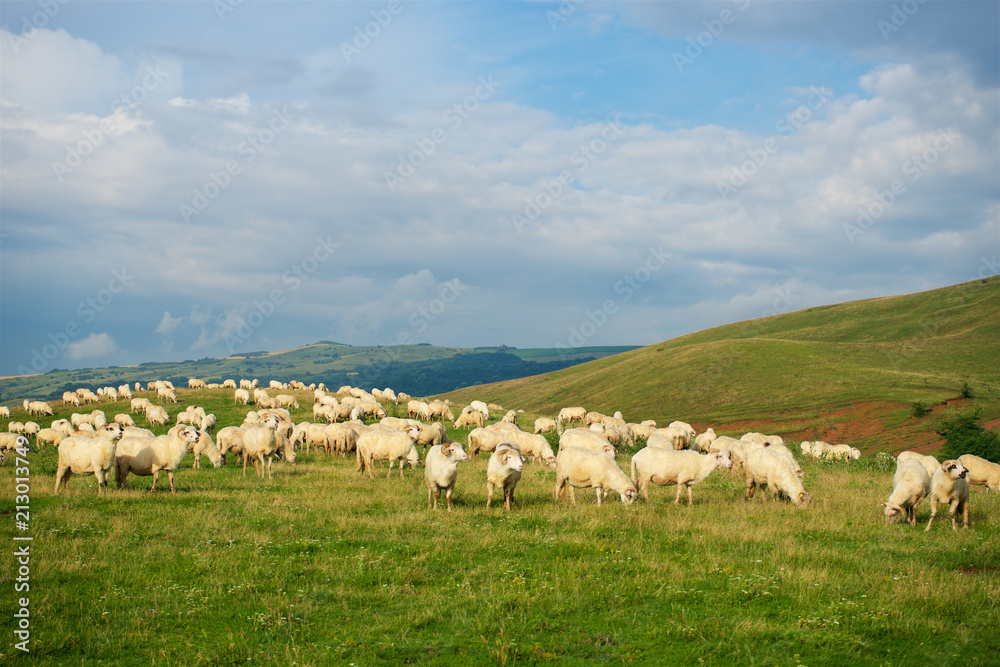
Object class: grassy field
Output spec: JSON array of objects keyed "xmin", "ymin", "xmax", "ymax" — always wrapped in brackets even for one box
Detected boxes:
[{"xmin": 2, "ymin": 388, "xmax": 1000, "ymax": 666}]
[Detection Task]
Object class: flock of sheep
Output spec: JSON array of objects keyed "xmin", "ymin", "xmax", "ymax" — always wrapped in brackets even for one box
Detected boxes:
[{"xmin": 3, "ymin": 378, "xmax": 999, "ymax": 528}]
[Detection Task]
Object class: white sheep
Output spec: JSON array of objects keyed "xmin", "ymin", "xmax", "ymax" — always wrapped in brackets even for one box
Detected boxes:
[
  {"xmin": 407, "ymin": 400, "xmax": 430, "ymax": 420},
  {"xmin": 630, "ymin": 448, "xmax": 732, "ymax": 505},
  {"xmin": 0, "ymin": 406, "xmax": 10, "ymax": 419},
  {"xmin": 234, "ymin": 388, "xmax": 251, "ymax": 405},
  {"xmin": 560, "ymin": 428, "xmax": 616, "ymax": 458},
  {"xmin": 167, "ymin": 425, "xmax": 222, "ymax": 468},
  {"xmin": 468, "ymin": 427, "xmax": 506, "ymax": 458},
  {"xmin": 424, "ymin": 441, "xmax": 470, "ymax": 511},
  {"xmin": 114, "ymin": 413, "xmax": 136, "ymax": 428},
  {"xmin": 824, "ymin": 444, "xmax": 854, "ymax": 462},
  {"xmin": 116, "ymin": 426, "xmax": 202, "ymax": 492},
  {"xmin": 241, "ymin": 415, "xmax": 284, "ymax": 479},
  {"xmin": 54, "ymin": 435, "xmax": 118, "ymax": 495},
  {"xmin": 693, "ymin": 428, "xmax": 717, "ymax": 453},
  {"xmin": 650, "ymin": 426, "xmax": 691, "ymax": 450},
  {"xmin": 744, "ymin": 448, "xmax": 810, "ymax": 508},
  {"xmin": 35, "ymin": 428, "xmax": 67, "ymax": 448},
  {"xmin": 325, "ymin": 423, "xmax": 359, "ymax": 456},
  {"xmin": 896, "ymin": 451, "xmax": 940, "ymax": 478},
  {"xmin": 356, "ymin": 425, "xmax": 421, "ymax": 480},
  {"xmin": 469, "ymin": 400, "xmax": 490, "ymax": 419},
  {"xmin": 556, "ymin": 406, "xmax": 587, "ymax": 432},
  {"xmin": 28, "ymin": 400, "xmax": 54, "ymax": 416},
  {"xmin": 498, "ymin": 429, "xmax": 556, "ymax": 467},
  {"xmin": 426, "ymin": 400, "xmax": 455, "ymax": 422},
  {"xmin": 925, "ymin": 460, "xmax": 970, "ymax": 532},
  {"xmin": 957, "ymin": 454, "xmax": 1000, "ymax": 492},
  {"xmin": 881, "ymin": 459, "xmax": 931, "ymax": 526},
  {"xmin": 533, "ymin": 418, "xmax": 557, "ymax": 435},
  {"xmin": 0, "ymin": 433, "xmax": 29, "ymax": 453},
  {"xmin": 455, "ymin": 407, "xmax": 485, "ymax": 429},
  {"xmin": 554, "ymin": 446, "xmax": 638, "ymax": 506},
  {"xmin": 200, "ymin": 414, "xmax": 217, "ymax": 434},
  {"xmin": 276, "ymin": 394, "xmax": 300, "ymax": 410},
  {"xmin": 486, "ymin": 444, "xmax": 524, "ymax": 510}
]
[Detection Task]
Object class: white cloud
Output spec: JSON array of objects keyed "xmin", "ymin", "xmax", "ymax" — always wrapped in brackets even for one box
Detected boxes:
[
  {"xmin": 155, "ymin": 311, "xmax": 184, "ymax": 334},
  {"xmin": 65, "ymin": 333, "xmax": 118, "ymax": 360}
]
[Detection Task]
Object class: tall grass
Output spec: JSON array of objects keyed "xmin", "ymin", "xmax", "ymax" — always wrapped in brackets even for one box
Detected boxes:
[{"xmin": 3, "ymin": 391, "xmax": 999, "ymax": 666}]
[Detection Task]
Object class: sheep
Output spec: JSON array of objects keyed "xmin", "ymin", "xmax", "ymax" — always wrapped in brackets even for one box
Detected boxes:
[
  {"xmin": 498, "ymin": 429, "xmax": 556, "ymax": 467},
  {"xmin": 356, "ymin": 425, "xmax": 422, "ymax": 480},
  {"xmin": 51, "ymin": 420, "xmax": 75, "ymax": 436},
  {"xmin": 200, "ymin": 414, "xmax": 217, "ymax": 434},
  {"xmin": 27, "ymin": 400, "xmax": 54, "ymax": 416},
  {"xmin": 925, "ymin": 460, "xmax": 970, "ymax": 532},
  {"xmin": 602, "ymin": 425, "xmax": 635, "ymax": 449},
  {"xmin": 469, "ymin": 400, "xmax": 490, "ymax": 419},
  {"xmin": 694, "ymin": 428, "xmax": 717, "ymax": 453},
  {"xmin": 116, "ymin": 426, "xmax": 202, "ymax": 492},
  {"xmin": 454, "ymin": 407, "xmax": 485, "ymax": 429},
  {"xmin": 630, "ymin": 448, "xmax": 732, "ymax": 505},
  {"xmin": 147, "ymin": 406, "xmax": 169, "ymax": 427},
  {"xmin": 807, "ymin": 441, "xmax": 832, "ymax": 460},
  {"xmin": 896, "ymin": 451, "xmax": 940, "ymax": 478},
  {"xmin": 325, "ymin": 423, "xmax": 359, "ymax": 456},
  {"xmin": 176, "ymin": 410, "xmax": 200, "ymax": 426},
  {"xmin": 629, "ymin": 422, "xmax": 657, "ymax": 439},
  {"xmin": 407, "ymin": 400, "xmax": 430, "ymax": 420},
  {"xmin": 708, "ymin": 435, "xmax": 738, "ymax": 456},
  {"xmin": 650, "ymin": 426, "xmax": 691, "ymax": 450},
  {"xmin": 0, "ymin": 433, "xmax": 29, "ymax": 453},
  {"xmin": 414, "ymin": 422, "xmax": 449, "ymax": 452},
  {"xmin": 744, "ymin": 448, "xmax": 810, "ymax": 508},
  {"xmin": 131, "ymin": 397, "xmax": 152, "ymax": 414},
  {"xmin": 560, "ymin": 428, "xmax": 616, "ymax": 458},
  {"xmin": 118, "ymin": 384, "xmax": 133, "ymax": 400},
  {"xmin": 668, "ymin": 421, "xmax": 696, "ymax": 443},
  {"xmin": 22, "ymin": 421, "xmax": 40, "ymax": 436},
  {"xmin": 556, "ymin": 406, "xmax": 586, "ymax": 432},
  {"xmin": 276, "ymin": 394, "xmax": 300, "ymax": 410},
  {"xmin": 468, "ymin": 427, "xmax": 506, "ymax": 458},
  {"xmin": 0, "ymin": 406, "xmax": 9, "ymax": 419},
  {"xmin": 217, "ymin": 426, "xmax": 248, "ymax": 465},
  {"xmin": 234, "ymin": 388, "xmax": 251, "ymax": 405},
  {"xmin": 54, "ymin": 435, "xmax": 118, "ymax": 495},
  {"xmin": 167, "ymin": 425, "xmax": 222, "ymax": 468},
  {"xmin": 241, "ymin": 416, "xmax": 284, "ymax": 479},
  {"xmin": 123, "ymin": 426, "xmax": 155, "ymax": 438},
  {"xmin": 35, "ymin": 428, "xmax": 67, "ymax": 448},
  {"xmin": 824, "ymin": 444, "xmax": 854, "ymax": 462},
  {"xmin": 426, "ymin": 400, "xmax": 455, "ymax": 422},
  {"xmin": 114, "ymin": 413, "xmax": 136, "ymax": 428},
  {"xmin": 424, "ymin": 441, "xmax": 470, "ymax": 511},
  {"xmin": 222, "ymin": 379, "xmax": 237, "ymax": 389},
  {"xmin": 957, "ymin": 454, "xmax": 1000, "ymax": 492},
  {"xmin": 72, "ymin": 423, "xmax": 124, "ymax": 441},
  {"xmin": 63, "ymin": 391, "xmax": 82, "ymax": 406},
  {"xmin": 188, "ymin": 378, "xmax": 207, "ymax": 389},
  {"xmin": 501, "ymin": 410, "xmax": 518, "ymax": 425},
  {"xmin": 533, "ymin": 417, "xmax": 557, "ymax": 435},
  {"xmin": 486, "ymin": 444, "xmax": 524, "ymax": 511},
  {"xmin": 554, "ymin": 446, "xmax": 638, "ymax": 506}
]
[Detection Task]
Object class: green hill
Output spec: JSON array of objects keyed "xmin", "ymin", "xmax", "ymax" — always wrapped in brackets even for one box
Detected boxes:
[{"xmin": 441, "ymin": 277, "xmax": 1000, "ymax": 451}]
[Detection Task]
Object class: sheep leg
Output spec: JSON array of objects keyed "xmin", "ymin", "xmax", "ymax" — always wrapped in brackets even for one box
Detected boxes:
[
  {"xmin": 686, "ymin": 484, "xmax": 694, "ymax": 506},
  {"xmin": 242, "ymin": 454, "xmax": 249, "ymax": 478},
  {"xmin": 504, "ymin": 488, "xmax": 514, "ymax": 511},
  {"xmin": 167, "ymin": 471, "xmax": 177, "ymax": 494},
  {"xmin": 446, "ymin": 488, "xmax": 454, "ymax": 512},
  {"xmin": 568, "ymin": 485, "xmax": 577, "ymax": 505},
  {"xmin": 595, "ymin": 488, "xmax": 602, "ymax": 507},
  {"xmin": 266, "ymin": 455, "xmax": 273, "ymax": 480},
  {"xmin": 428, "ymin": 486, "xmax": 435, "ymax": 509},
  {"xmin": 924, "ymin": 498, "xmax": 939, "ymax": 532},
  {"xmin": 744, "ymin": 481, "xmax": 756, "ymax": 502},
  {"xmin": 95, "ymin": 469, "xmax": 108, "ymax": 495},
  {"xmin": 54, "ymin": 466, "xmax": 69, "ymax": 494},
  {"xmin": 674, "ymin": 483, "xmax": 684, "ymax": 506},
  {"xmin": 150, "ymin": 470, "xmax": 159, "ymax": 493},
  {"xmin": 554, "ymin": 477, "xmax": 565, "ymax": 502},
  {"xmin": 486, "ymin": 482, "xmax": 495, "ymax": 509}
]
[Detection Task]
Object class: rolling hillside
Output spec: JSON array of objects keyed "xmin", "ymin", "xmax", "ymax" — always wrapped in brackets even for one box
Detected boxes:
[{"xmin": 442, "ymin": 276, "xmax": 1000, "ymax": 451}]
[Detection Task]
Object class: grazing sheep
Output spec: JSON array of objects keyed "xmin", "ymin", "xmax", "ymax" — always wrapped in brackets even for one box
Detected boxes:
[
  {"xmin": 469, "ymin": 400, "xmax": 490, "ymax": 419},
  {"xmin": 0, "ymin": 406, "xmax": 9, "ymax": 419},
  {"xmin": 533, "ymin": 417, "xmax": 557, "ymax": 435},
  {"xmin": 27, "ymin": 400, "xmax": 54, "ymax": 416},
  {"xmin": 116, "ymin": 426, "xmax": 202, "ymax": 492},
  {"xmin": 131, "ymin": 397, "xmax": 152, "ymax": 414},
  {"xmin": 630, "ymin": 448, "xmax": 732, "ymax": 505},
  {"xmin": 501, "ymin": 410, "xmax": 518, "ymax": 425},
  {"xmin": 407, "ymin": 400, "xmax": 430, "ymax": 420},
  {"xmin": 217, "ymin": 426, "xmax": 247, "ymax": 465},
  {"xmin": 896, "ymin": 451, "xmax": 940, "ymax": 478},
  {"xmin": 958, "ymin": 454, "xmax": 1000, "ymax": 492},
  {"xmin": 426, "ymin": 400, "xmax": 455, "ymax": 422},
  {"xmin": 455, "ymin": 407, "xmax": 485, "ymax": 429},
  {"xmin": 114, "ymin": 413, "xmax": 136, "ymax": 428},
  {"xmin": 556, "ymin": 406, "xmax": 587, "ymax": 432},
  {"xmin": 499, "ymin": 429, "xmax": 556, "ymax": 467},
  {"xmin": 167, "ymin": 425, "xmax": 222, "ymax": 469},
  {"xmin": 147, "ymin": 406, "xmax": 169, "ymax": 427},
  {"xmin": 881, "ymin": 459, "xmax": 932, "ymax": 526},
  {"xmin": 22, "ymin": 421, "xmax": 40, "ymax": 436},
  {"xmin": 0, "ymin": 433, "xmax": 29, "ymax": 453},
  {"xmin": 188, "ymin": 378, "xmax": 207, "ymax": 389},
  {"xmin": 325, "ymin": 423, "xmax": 359, "ymax": 456},
  {"xmin": 35, "ymin": 428, "xmax": 67, "ymax": 448},
  {"xmin": 486, "ymin": 444, "xmax": 524, "ymax": 510},
  {"xmin": 276, "ymin": 394, "xmax": 300, "ymax": 410},
  {"xmin": 424, "ymin": 441, "xmax": 470, "ymax": 511},
  {"xmin": 54, "ymin": 435, "xmax": 118, "ymax": 495},
  {"xmin": 62, "ymin": 391, "xmax": 82, "ymax": 407},
  {"xmin": 744, "ymin": 448, "xmax": 810, "ymax": 508},
  {"xmin": 554, "ymin": 446, "xmax": 638, "ymax": 507},
  {"xmin": 72, "ymin": 423, "xmax": 124, "ymax": 441},
  {"xmin": 356, "ymin": 425, "xmax": 422, "ymax": 480},
  {"xmin": 414, "ymin": 422, "xmax": 449, "ymax": 452},
  {"xmin": 234, "ymin": 388, "xmax": 251, "ymax": 405},
  {"xmin": 708, "ymin": 435, "xmax": 738, "ymax": 456},
  {"xmin": 241, "ymin": 417, "xmax": 283, "ymax": 479},
  {"xmin": 925, "ymin": 460, "xmax": 970, "ymax": 532},
  {"xmin": 650, "ymin": 426, "xmax": 692, "ymax": 450},
  {"xmin": 825, "ymin": 444, "xmax": 855, "ymax": 462},
  {"xmin": 200, "ymin": 414, "xmax": 217, "ymax": 434},
  {"xmin": 468, "ymin": 427, "xmax": 506, "ymax": 457},
  {"xmin": 560, "ymin": 428, "xmax": 616, "ymax": 458}
]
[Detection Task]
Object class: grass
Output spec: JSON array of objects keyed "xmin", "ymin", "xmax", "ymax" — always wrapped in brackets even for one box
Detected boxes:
[{"xmin": 2, "ymin": 390, "xmax": 1000, "ymax": 666}]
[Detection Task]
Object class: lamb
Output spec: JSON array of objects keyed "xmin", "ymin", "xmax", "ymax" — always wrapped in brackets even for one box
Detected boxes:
[
  {"xmin": 53, "ymin": 434, "xmax": 119, "ymax": 495},
  {"xmin": 744, "ymin": 448, "xmax": 810, "ymax": 508},
  {"xmin": 0, "ymin": 433, "xmax": 29, "ymax": 453},
  {"xmin": 896, "ymin": 451, "xmax": 940, "ymax": 478},
  {"xmin": 356, "ymin": 425, "xmax": 422, "ymax": 480},
  {"xmin": 116, "ymin": 426, "xmax": 203, "ymax": 492},
  {"xmin": 630, "ymin": 448, "xmax": 732, "ymax": 505},
  {"xmin": 455, "ymin": 407, "xmax": 485, "ymax": 429},
  {"xmin": 554, "ymin": 446, "xmax": 638, "ymax": 506},
  {"xmin": 63, "ymin": 391, "xmax": 82, "ymax": 406},
  {"xmin": 486, "ymin": 444, "xmax": 524, "ymax": 510},
  {"xmin": 22, "ymin": 421, "xmax": 40, "ymax": 436},
  {"xmin": 560, "ymin": 428, "xmax": 616, "ymax": 458},
  {"xmin": 533, "ymin": 417, "xmax": 557, "ymax": 435},
  {"xmin": 958, "ymin": 454, "xmax": 1000, "ymax": 492},
  {"xmin": 925, "ymin": 460, "xmax": 970, "ymax": 532},
  {"xmin": 424, "ymin": 441, "xmax": 470, "ymax": 511},
  {"xmin": 147, "ymin": 406, "xmax": 169, "ymax": 427}
]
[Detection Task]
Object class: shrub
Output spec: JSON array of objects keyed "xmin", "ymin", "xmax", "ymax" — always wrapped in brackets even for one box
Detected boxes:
[
  {"xmin": 911, "ymin": 401, "xmax": 931, "ymax": 418},
  {"xmin": 936, "ymin": 409, "xmax": 1000, "ymax": 463},
  {"xmin": 961, "ymin": 381, "xmax": 974, "ymax": 399}
]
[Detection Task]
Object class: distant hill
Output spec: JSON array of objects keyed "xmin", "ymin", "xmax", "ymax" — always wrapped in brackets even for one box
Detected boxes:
[
  {"xmin": 0, "ymin": 344, "xmax": 638, "ymax": 402},
  {"xmin": 440, "ymin": 277, "xmax": 1000, "ymax": 451}
]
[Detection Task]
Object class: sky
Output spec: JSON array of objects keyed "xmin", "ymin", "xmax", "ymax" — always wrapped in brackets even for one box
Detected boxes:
[{"xmin": 1, "ymin": 0, "xmax": 998, "ymax": 377}]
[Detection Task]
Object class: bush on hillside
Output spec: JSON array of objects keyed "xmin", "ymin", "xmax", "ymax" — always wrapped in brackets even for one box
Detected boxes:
[{"xmin": 936, "ymin": 409, "xmax": 1000, "ymax": 463}]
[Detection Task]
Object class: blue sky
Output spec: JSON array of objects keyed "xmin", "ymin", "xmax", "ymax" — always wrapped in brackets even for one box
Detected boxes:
[{"xmin": 1, "ymin": 0, "xmax": 998, "ymax": 376}]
